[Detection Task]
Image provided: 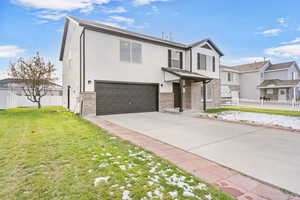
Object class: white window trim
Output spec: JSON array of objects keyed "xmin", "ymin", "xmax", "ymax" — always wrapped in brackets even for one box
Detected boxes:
[{"xmin": 120, "ymin": 40, "xmax": 142, "ymax": 64}]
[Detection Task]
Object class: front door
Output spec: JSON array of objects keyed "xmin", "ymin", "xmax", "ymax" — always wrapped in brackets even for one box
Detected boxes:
[
  {"xmin": 173, "ymin": 82, "xmax": 181, "ymax": 107},
  {"xmin": 278, "ymin": 88, "xmax": 287, "ymax": 101}
]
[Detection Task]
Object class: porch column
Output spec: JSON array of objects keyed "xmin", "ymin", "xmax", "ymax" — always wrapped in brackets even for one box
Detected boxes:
[
  {"xmin": 293, "ymin": 87, "xmax": 296, "ymax": 108},
  {"xmin": 179, "ymin": 79, "xmax": 184, "ymax": 112},
  {"xmin": 203, "ymin": 80, "xmax": 207, "ymax": 111}
]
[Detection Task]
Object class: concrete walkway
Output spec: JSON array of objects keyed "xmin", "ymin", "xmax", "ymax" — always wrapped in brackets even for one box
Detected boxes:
[{"xmin": 90, "ymin": 112, "xmax": 300, "ymax": 196}]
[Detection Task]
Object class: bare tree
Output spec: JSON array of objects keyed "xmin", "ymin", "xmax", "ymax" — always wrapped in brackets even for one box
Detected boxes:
[{"xmin": 9, "ymin": 53, "xmax": 56, "ymax": 108}]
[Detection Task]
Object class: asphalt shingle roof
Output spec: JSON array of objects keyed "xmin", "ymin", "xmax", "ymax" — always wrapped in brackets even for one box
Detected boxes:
[
  {"xmin": 229, "ymin": 61, "xmax": 268, "ymax": 72},
  {"xmin": 265, "ymin": 61, "xmax": 295, "ymax": 71},
  {"xmin": 258, "ymin": 79, "xmax": 300, "ymax": 88}
]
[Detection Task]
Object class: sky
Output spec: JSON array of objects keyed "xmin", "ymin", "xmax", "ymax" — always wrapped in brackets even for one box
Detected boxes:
[{"xmin": 1, "ymin": 0, "xmax": 300, "ymax": 82}]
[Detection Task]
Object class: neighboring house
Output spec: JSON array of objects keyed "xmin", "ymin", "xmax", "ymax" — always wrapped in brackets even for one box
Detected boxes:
[
  {"xmin": 59, "ymin": 16, "xmax": 224, "ymax": 116},
  {"xmin": 0, "ymin": 78, "xmax": 62, "ymax": 109},
  {"xmin": 220, "ymin": 61, "xmax": 300, "ymax": 101}
]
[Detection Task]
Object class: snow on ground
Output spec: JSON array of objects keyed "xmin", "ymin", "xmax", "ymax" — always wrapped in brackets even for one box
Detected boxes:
[
  {"xmin": 90, "ymin": 144, "xmax": 212, "ymax": 199},
  {"xmin": 216, "ymin": 111, "xmax": 300, "ymax": 130},
  {"xmin": 94, "ymin": 176, "xmax": 110, "ymax": 186}
]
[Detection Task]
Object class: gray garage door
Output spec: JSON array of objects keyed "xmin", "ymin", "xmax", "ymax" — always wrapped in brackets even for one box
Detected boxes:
[{"xmin": 95, "ymin": 82, "xmax": 158, "ymax": 115}]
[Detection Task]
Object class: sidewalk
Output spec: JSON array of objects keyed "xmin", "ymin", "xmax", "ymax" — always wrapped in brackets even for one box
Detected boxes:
[{"xmin": 86, "ymin": 116, "xmax": 300, "ymax": 200}]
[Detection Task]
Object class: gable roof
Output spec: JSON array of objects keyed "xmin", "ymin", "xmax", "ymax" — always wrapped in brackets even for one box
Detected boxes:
[
  {"xmin": 229, "ymin": 61, "xmax": 268, "ymax": 72},
  {"xmin": 265, "ymin": 61, "xmax": 295, "ymax": 71},
  {"xmin": 189, "ymin": 39, "xmax": 224, "ymax": 56},
  {"xmin": 220, "ymin": 65, "xmax": 240, "ymax": 73},
  {"xmin": 59, "ymin": 16, "xmax": 224, "ymax": 61}
]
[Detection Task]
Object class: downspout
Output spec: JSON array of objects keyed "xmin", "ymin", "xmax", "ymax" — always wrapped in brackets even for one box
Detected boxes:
[{"xmin": 189, "ymin": 48, "xmax": 192, "ymax": 72}]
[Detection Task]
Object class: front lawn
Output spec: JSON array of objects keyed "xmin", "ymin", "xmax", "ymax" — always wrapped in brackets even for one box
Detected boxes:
[
  {"xmin": 0, "ymin": 107, "xmax": 233, "ymax": 200},
  {"xmin": 206, "ymin": 106, "xmax": 300, "ymax": 117}
]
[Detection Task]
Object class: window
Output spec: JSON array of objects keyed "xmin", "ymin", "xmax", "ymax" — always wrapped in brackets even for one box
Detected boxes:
[
  {"xmin": 199, "ymin": 54, "xmax": 206, "ymax": 70},
  {"xmin": 227, "ymin": 72, "xmax": 232, "ymax": 82},
  {"xmin": 120, "ymin": 40, "xmax": 131, "ymax": 62},
  {"xmin": 292, "ymin": 72, "xmax": 297, "ymax": 80},
  {"xmin": 266, "ymin": 89, "xmax": 273, "ymax": 94},
  {"xmin": 212, "ymin": 56, "xmax": 216, "ymax": 72},
  {"xmin": 171, "ymin": 50, "xmax": 180, "ymax": 68},
  {"xmin": 120, "ymin": 40, "xmax": 142, "ymax": 63},
  {"xmin": 200, "ymin": 84, "xmax": 212, "ymax": 100},
  {"xmin": 168, "ymin": 49, "xmax": 182, "ymax": 68},
  {"xmin": 132, "ymin": 43, "xmax": 142, "ymax": 63}
]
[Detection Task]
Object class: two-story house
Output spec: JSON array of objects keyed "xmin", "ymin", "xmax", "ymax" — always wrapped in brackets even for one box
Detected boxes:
[
  {"xmin": 220, "ymin": 61, "xmax": 300, "ymax": 102},
  {"xmin": 59, "ymin": 16, "xmax": 224, "ymax": 116}
]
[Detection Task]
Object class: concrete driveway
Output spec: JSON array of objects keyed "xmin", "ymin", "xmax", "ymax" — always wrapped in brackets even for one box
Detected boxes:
[{"xmin": 97, "ymin": 112, "xmax": 300, "ymax": 195}]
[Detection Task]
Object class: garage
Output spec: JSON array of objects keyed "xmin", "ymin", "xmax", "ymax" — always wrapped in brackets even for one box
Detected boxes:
[{"xmin": 95, "ymin": 81, "xmax": 159, "ymax": 115}]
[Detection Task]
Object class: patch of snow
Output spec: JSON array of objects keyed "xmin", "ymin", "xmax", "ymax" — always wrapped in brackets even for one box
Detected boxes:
[
  {"xmin": 147, "ymin": 191, "xmax": 153, "ymax": 198},
  {"xmin": 195, "ymin": 183, "xmax": 207, "ymax": 190},
  {"xmin": 218, "ymin": 111, "xmax": 300, "ymax": 130},
  {"xmin": 169, "ymin": 191, "xmax": 178, "ymax": 198},
  {"xmin": 205, "ymin": 194, "xmax": 212, "ymax": 200},
  {"xmin": 183, "ymin": 191, "xmax": 195, "ymax": 197},
  {"xmin": 98, "ymin": 163, "xmax": 109, "ymax": 168},
  {"xmin": 154, "ymin": 189, "xmax": 163, "ymax": 198},
  {"xmin": 94, "ymin": 176, "xmax": 110, "ymax": 186},
  {"xmin": 122, "ymin": 190, "xmax": 132, "ymax": 200},
  {"xmin": 119, "ymin": 165, "xmax": 126, "ymax": 170}
]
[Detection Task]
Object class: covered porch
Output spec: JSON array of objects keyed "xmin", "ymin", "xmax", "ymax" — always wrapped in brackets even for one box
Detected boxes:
[
  {"xmin": 161, "ymin": 67, "xmax": 212, "ymax": 112},
  {"xmin": 258, "ymin": 79, "xmax": 300, "ymax": 102}
]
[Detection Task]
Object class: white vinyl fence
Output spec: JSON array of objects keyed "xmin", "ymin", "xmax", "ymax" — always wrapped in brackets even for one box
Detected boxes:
[
  {"xmin": 221, "ymin": 97, "xmax": 300, "ymax": 111},
  {"xmin": 0, "ymin": 88, "xmax": 62, "ymax": 109}
]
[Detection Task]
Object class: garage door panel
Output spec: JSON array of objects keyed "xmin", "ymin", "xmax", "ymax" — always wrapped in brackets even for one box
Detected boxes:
[{"xmin": 95, "ymin": 82, "xmax": 158, "ymax": 115}]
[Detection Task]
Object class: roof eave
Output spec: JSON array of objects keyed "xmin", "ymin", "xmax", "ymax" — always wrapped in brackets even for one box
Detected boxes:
[
  {"xmin": 59, "ymin": 18, "xmax": 70, "ymax": 61},
  {"xmin": 189, "ymin": 39, "xmax": 224, "ymax": 57}
]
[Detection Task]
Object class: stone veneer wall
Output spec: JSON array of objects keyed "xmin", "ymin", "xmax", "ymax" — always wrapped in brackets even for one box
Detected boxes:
[
  {"xmin": 207, "ymin": 79, "xmax": 221, "ymax": 108},
  {"xmin": 183, "ymin": 80, "xmax": 192, "ymax": 109},
  {"xmin": 80, "ymin": 92, "xmax": 96, "ymax": 116},
  {"xmin": 159, "ymin": 93, "xmax": 174, "ymax": 111}
]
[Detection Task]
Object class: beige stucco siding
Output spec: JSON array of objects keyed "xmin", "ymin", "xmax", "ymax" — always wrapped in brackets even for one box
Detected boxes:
[
  {"xmin": 62, "ymin": 20, "xmax": 83, "ymax": 113},
  {"xmin": 84, "ymin": 29, "xmax": 188, "ymax": 93},
  {"xmin": 191, "ymin": 43, "xmax": 220, "ymax": 79}
]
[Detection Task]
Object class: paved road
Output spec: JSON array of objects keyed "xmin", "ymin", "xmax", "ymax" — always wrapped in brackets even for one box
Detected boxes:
[{"xmin": 97, "ymin": 112, "xmax": 300, "ymax": 195}]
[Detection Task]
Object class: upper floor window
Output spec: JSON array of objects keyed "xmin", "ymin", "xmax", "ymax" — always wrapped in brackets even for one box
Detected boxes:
[
  {"xmin": 168, "ymin": 49, "xmax": 183, "ymax": 68},
  {"xmin": 227, "ymin": 72, "xmax": 232, "ymax": 82},
  {"xmin": 292, "ymin": 72, "xmax": 297, "ymax": 80},
  {"xmin": 197, "ymin": 53, "xmax": 206, "ymax": 70},
  {"xmin": 120, "ymin": 40, "xmax": 142, "ymax": 63}
]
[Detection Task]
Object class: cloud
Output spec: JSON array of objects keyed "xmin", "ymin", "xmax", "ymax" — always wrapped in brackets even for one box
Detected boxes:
[
  {"xmin": 12, "ymin": 0, "xmax": 111, "ymax": 11},
  {"xmin": 222, "ymin": 57, "xmax": 269, "ymax": 66},
  {"xmin": 280, "ymin": 37, "xmax": 300, "ymax": 45},
  {"xmin": 0, "ymin": 45, "xmax": 26, "ymax": 58},
  {"xmin": 146, "ymin": 5, "xmax": 159, "ymax": 15},
  {"xmin": 102, "ymin": 6, "xmax": 127, "ymax": 13},
  {"xmin": 277, "ymin": 17, "xmax": 288, "ymax": 27},
  {"xmin": 133, "ymin": 0, "xmax": 171, "ymax": 6},
  {"xmin": 265, "ymin": 44, "xmax": 300, "ymax": 58},
  {"xmin": 257, "ymin": 28, "xmax": 282, "ymax": 36},
  {"xmin": 109, "ymin": 15, "xmax": 134, "ymax": 25},
  {"xmin": 96, "ymin": 20, "xmax": 125, "ymax": 29},
  {"xmin": 37, "ymin": 12, "xmax": 67, "ymax": 20}
]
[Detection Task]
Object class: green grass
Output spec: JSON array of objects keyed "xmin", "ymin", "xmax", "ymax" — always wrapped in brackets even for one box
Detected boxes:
[
  {"xmin": 0, "ymin": 107, "xmax": 234, "ymax": 200},
  {"xmin": 206, "ymin": 106, "xmax": 300, "ymax": 117}
]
